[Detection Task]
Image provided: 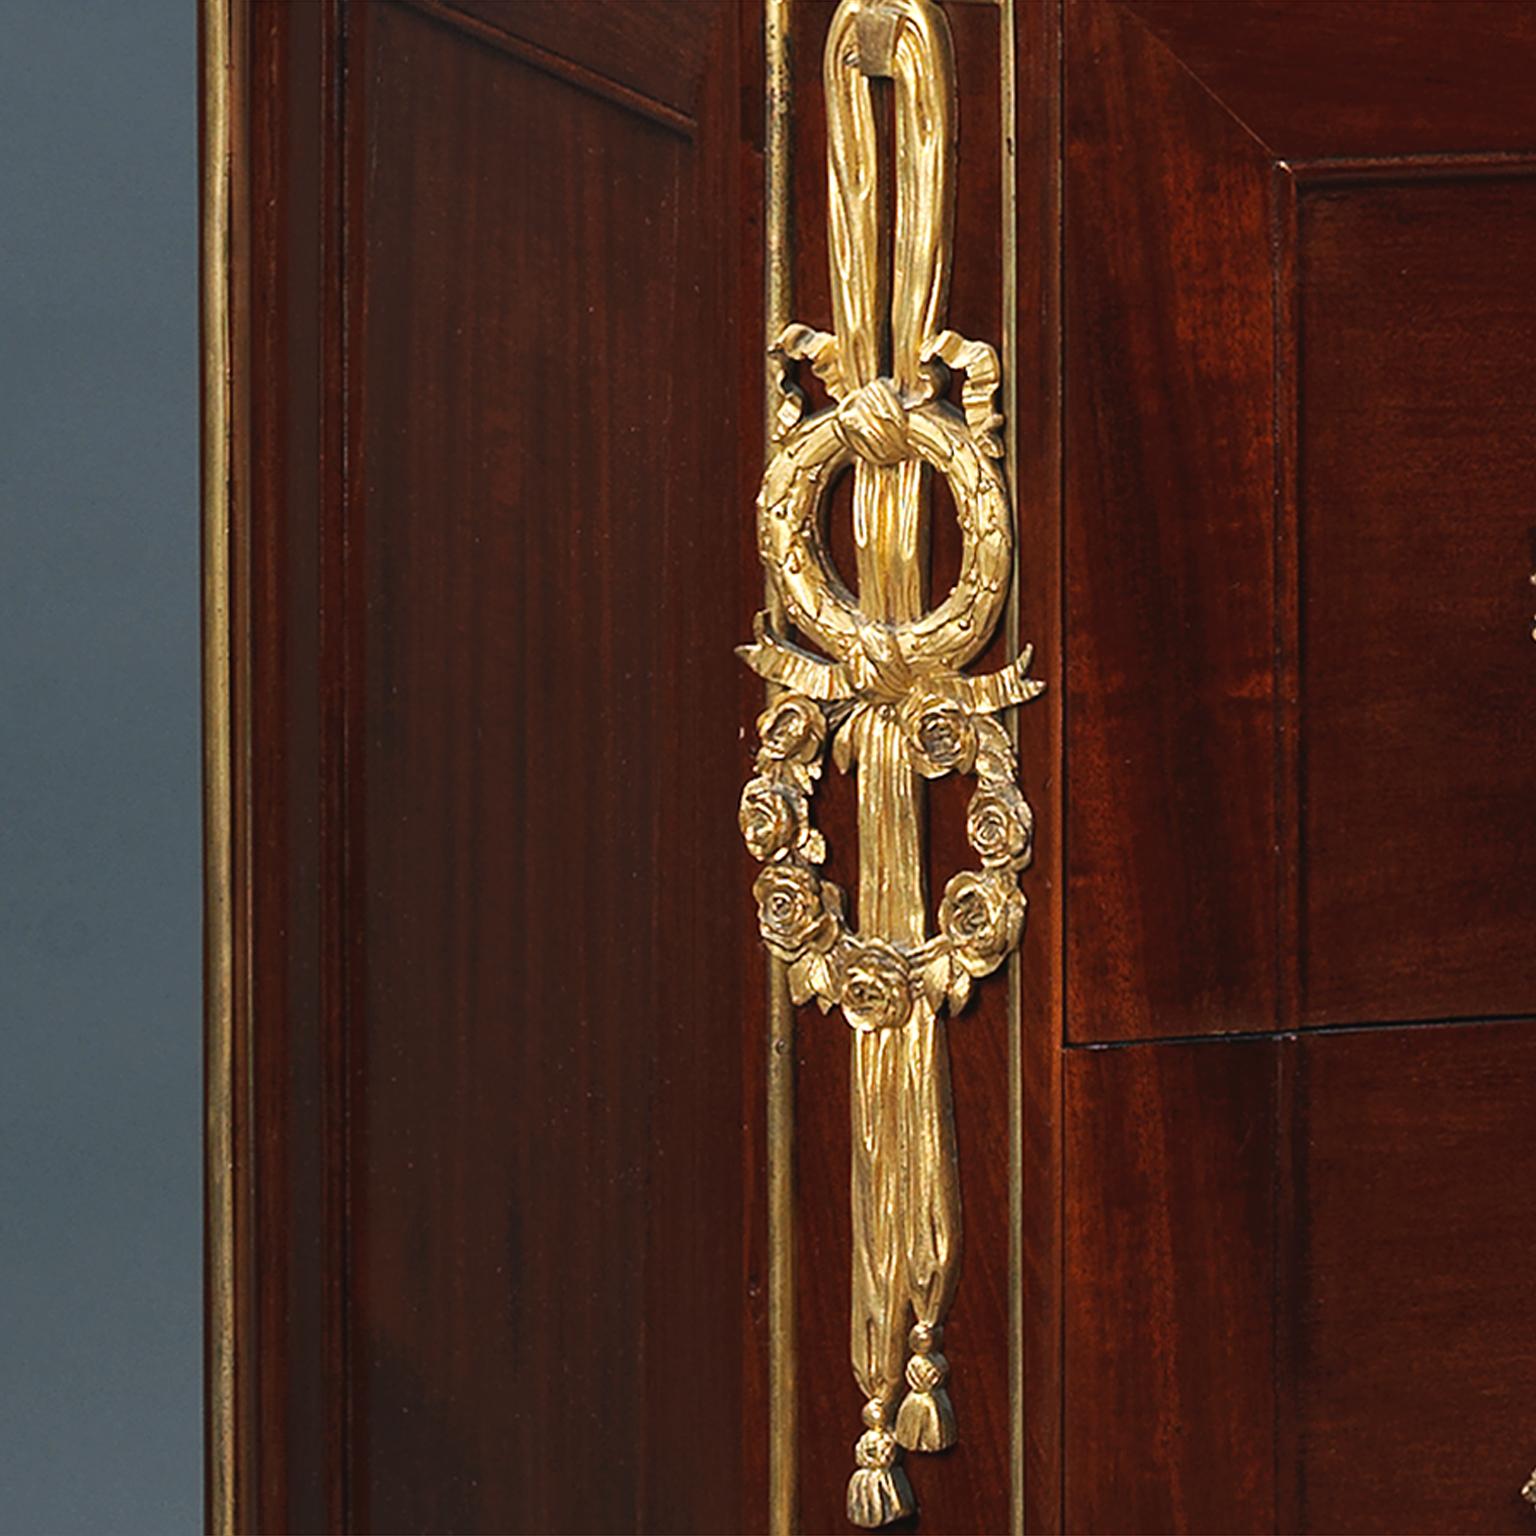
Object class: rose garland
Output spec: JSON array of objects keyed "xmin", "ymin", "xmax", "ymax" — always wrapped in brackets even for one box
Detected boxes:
[{"xmin": 739, "ymin": 686, "xmax": 1033, "ymax": 1029}]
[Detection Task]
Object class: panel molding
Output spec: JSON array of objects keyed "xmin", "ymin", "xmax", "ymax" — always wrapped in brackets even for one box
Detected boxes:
[
  {"xmin": 1289, "ymin": 166, "xmax": 1536, "ymax": 1027},
  {"xmin": 1120, "ymin": 0, "xmax": 1536, "ymax": 162},
  {"xmin": 389, "ymin": 0, "xmax": 698, "ymax": 137},
  {"xmin": 1288, "ymin": 151, "xmax": 1536, "ymax": 185}
]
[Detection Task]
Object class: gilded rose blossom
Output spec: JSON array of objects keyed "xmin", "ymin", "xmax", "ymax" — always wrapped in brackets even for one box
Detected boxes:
[
  {"xmin": 965, "ymin": 783, "xmax": 1033, "ymax": 868},
  {"xmin": 899, "ymin": 690, "xmax": 977, "ymax": 778},
  {"xmin": 938, "ymin": 870, "xmax": 1023, "ymax": 977},
  {"xmin": 757, "ymin": 692, "xmax": 826, "ymax": 766},
  {"xmin": 835, "ymin": 938, "xmax": 913, "ymax": 1033},
  {"xmin": 739, "ymin": 777, "xmax": 801, "ymax": 861},
  {"xmin": 753, "ymin": 862, "xmax": 835, "ymax": 962}
]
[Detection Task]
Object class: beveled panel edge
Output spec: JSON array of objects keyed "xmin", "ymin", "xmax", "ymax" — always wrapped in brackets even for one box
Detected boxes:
[
  {"xmin": 389, "ymin": 0, "xmax": 697, "ymax": 137},
  {"xmin": 1283, "ymin": 150, "xmax": 1536, "ymax": 186}
]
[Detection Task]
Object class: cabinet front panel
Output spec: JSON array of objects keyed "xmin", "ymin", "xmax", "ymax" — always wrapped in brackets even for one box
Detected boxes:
[
  {"xmin": 1292, "ymin": 1022, "xmax": 1536, "ymax": 1533},
  {"xmin": 1297, "ymin": 176, "xmax": 1536, "ymax": 1027},
  {"xmin": 1064, "ymin": 0, "xmax": 1279, "ymax": 1044},
  {"xmin": 1064, "ymin": 1039, "xmax": 1277, "ymax": 1535}
]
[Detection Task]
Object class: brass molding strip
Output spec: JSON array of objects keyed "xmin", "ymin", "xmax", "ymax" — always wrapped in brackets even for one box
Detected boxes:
[
  {"xmin": 999, "ymin": 6, "xmax": 1025, "ymax": 1530},
  {"xmin": 745, "ymin": 2, "xmax": 1041, "ymax": 1525},
  {"xmin": 200, "ymin": 0, "xmax": 236, "ymax": 1529},
  {"xmin": 764, "ymin": 5, "xmax": 799, "ymax": 1536}
]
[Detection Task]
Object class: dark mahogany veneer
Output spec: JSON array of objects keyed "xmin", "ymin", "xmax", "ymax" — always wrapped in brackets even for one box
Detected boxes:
[{"xmin": 217, "ymin": 2, "xmax": 1536, "ymax": 1531}]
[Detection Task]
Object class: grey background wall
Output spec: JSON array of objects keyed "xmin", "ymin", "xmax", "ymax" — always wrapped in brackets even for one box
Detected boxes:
[{"xmin": 0, "ymin": 1, "xmax": 200, "ymax": 1531}]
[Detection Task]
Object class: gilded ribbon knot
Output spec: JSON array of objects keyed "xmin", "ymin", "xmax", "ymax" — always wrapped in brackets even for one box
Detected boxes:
[{"xmin": 737, "ymin": 0, "xmax": 1042, "ymax": 1525}]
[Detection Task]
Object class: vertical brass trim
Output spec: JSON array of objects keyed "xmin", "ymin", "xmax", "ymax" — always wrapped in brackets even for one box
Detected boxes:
[
  {"xmin": 764, "ymin": 3, "xmax": 799, "ymax": 1533},
  {"xmin": 1000, "ymin": 5, "xmax": 1025, "ymax": 1527},
  {"xmin": 200, "ymin": 0, "xmax": 236, "ymax": 1530}
]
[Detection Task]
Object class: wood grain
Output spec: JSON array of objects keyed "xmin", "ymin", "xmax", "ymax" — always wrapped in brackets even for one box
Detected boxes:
[
  {"xmin": 1124, "ymin": 2, "xmax": 1536, "ymax": 161},
  {"xmin": 425, "ymin": 0, "xmax": 719, "ymax": 123},
  {"xmin": 1064, "ymin": 0, "xmax": 1278, "ymax": 1043},
  {"xmin": 1064, "ymin": 1038, "xmax": 1278, "ymax": 1535},
  {"xmin": 238, "ymin": 3, "xmax": 348, "ymax": 1529},
  {"xmin": 217, "ymin": 5, "xmax": 1536, "ymax": 1533},
  {"xmin": 345, "ymin": 2, "xmax": 755, "ymax": 1529},
  {"xmin": 1291, "ymin": 1022, "xmax": 1536, "ymax": 1533},
  {"xmin": 227, "ymin": 0, "xmax": 761, "ymax": 1528},
  {"xmin": 1012, "ymin": 2, "xmax": 1065, "ymax": 1530},
  {"xmin": 1295, "ymin": 173, "xmax": 1536, "ymax": 1027}
]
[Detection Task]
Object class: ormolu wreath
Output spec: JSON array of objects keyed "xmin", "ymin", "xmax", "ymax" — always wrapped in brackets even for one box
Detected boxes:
[{"xmin": 736, "ymin": 0, "xmax": 1044, "ymax": 1525}]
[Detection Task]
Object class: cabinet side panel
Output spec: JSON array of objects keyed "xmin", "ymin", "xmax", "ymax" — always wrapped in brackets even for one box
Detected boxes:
[{"xmin": 346, "ymin": 2, "xmax": 757, "ymax": 1530}]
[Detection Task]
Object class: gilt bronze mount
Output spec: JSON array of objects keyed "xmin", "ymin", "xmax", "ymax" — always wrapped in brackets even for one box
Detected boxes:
[{"xmin": 738, "ymin": 0, "xmax": 1042, "ymax": 1524}]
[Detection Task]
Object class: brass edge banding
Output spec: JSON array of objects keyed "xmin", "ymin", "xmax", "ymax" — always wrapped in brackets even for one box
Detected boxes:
[
  {"xmin": 765, "ymin": 2, "xmax": 799, "ymax": 1534},
  {"xmin": 999, "ymin": 4, "xmax": 1025, "ymax": 1530},
  {"xmin": 201, "ymin": 0, "xmax": 236, "ymax": 1530}
]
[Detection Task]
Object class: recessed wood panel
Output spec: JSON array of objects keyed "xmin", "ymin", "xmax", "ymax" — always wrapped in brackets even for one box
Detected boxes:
[
  {"xmin": 1291, "ymin": 1021, "xmax": 1536, "ymax": 1533},
  {"xmin": 349, "ymin": 3, "xmax": 756, "ymax": 1530},
  {"xmin": 1297, "ymin": 175, "xmax": 1536, "ymax": 1026},
  {"xmin": 1064, "ymin": 1039, "xmax": 1277, "ymax": 1535}
]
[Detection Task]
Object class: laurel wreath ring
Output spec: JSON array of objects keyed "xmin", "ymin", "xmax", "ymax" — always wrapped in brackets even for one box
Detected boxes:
[{"xmin": 756, "ymin": 399, "xmax": 1012, "ymax": 675}]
